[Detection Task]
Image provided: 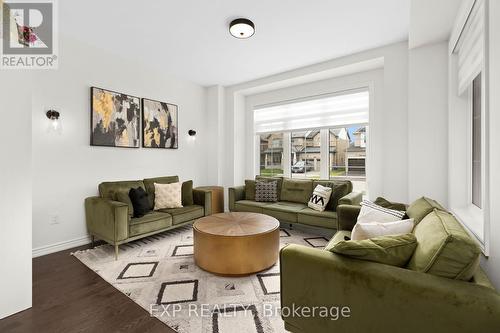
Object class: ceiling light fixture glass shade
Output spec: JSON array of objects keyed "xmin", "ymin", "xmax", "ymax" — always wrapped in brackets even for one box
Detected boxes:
[{"xmin": 229, "ymin": 18, "xmax": 255, "ymax": 39}]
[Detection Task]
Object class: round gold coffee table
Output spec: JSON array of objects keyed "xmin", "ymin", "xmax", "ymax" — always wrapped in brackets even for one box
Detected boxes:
[{"xmin": 193, "ymin": 212, "xmax": 280, "ymax": 276}]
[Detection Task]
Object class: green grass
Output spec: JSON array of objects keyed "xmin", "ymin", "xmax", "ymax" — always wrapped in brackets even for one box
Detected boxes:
[
  {"xmin": 260, "ymin": 168, "xmax": 284, "ymax": 176},
  {"xmin": 330, "ymin": 168, "xmax": 346, "ymax": 177}
]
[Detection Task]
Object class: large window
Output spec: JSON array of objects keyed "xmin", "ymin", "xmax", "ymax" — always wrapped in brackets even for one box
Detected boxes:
[
  {"xmin": 259, "ymin": 133, "xmax": 284, "ymax": 177},
  {"xmin": 255, "ymin": 89, "xmax": 369, "ymax": 189}
]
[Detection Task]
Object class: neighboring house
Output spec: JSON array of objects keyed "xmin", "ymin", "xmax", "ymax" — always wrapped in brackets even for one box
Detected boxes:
[
  {"xmin": 260, "ymin": 133, "xmax": 284, "ymax": 170},
  {"xmin": 345, "ymin": 127, "xmax": 367, "ymax": 176}
]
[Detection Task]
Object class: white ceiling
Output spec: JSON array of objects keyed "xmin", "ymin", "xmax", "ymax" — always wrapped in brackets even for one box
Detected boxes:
[
  {"xmin": 409, "ymin": 0, "xmax": 463, "ymax": 49},
  {"xmin": 62, "ymin": 0, "xmax": 410, "ymax": 87}
]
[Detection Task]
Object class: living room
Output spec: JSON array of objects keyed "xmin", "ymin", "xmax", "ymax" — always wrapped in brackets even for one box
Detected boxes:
[{"xmin": 1, "ymin": 0, "xmax": 500, "ymax": 332}]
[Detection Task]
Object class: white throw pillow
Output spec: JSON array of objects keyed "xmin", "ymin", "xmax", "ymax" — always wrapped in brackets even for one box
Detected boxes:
[
  {"xmin": 154, "ymin": 182, "xmax": 182, "ymax": 210},
  {"xmin": 308, "ymin": 185, "xmax": 333, "ymax": 212},
  {"xmin": 357, "ymin": 200, "xmax": 406, "ymax": 223},
  {"xmin": 351, "ymin": 218, "xmax": 415, "ymax": 240}
]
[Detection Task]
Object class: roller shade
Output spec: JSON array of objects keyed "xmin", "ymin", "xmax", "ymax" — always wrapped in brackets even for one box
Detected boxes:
[
  {"xmin": 254, "ymin": 90, "xmax": 369, "ymax": 133},
  {"xmin": 455, "ymin": 0, "xmax": 485, "ymax": 95}
]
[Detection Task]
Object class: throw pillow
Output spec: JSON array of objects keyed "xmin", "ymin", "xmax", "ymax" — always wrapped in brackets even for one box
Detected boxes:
[
  {"xmin": 116, "ymin": 191, "xmax": 134, "ymax": 217},
  {"xmin": 308, "ymin": 184, "xmax": 333, "ymax": 212},
  {"xmin": 314, "ymin": 180, "xmax": 352, "ymax": 211},
  {"xmin": 326, "ymin": 233, "xmax": 418, "ymax": 267},
  {"xmin": 351, "ymin": 218, "xmax": 415, "ymax": 240},
  {"xmin": 406, "ymin": 196, "xmax": 446, "ymax": 224},
  {"xmin": 128, "ymin": 187, "xmax": 151, "ymax": 218},
  {"xmin": 256, "ymin": 176, "xmax": 284, "ymax": 200},
  {"xmin": 255, "ymin": 181, "xmax": 278, "ymax": 202},
  {"xmin": 182, "ymin": 180, "xmax": 194, "ymax": 206},
  {"xmin": 357, "ymin": 200, "xmax": 406, "ymax": 223},
  {"xmin": 408, "ymin": 209, "xmax": 481, "ymax": 281},
  {"xmin": 154, "ymin": 182, "xmax": 183, "ymax": 210},
  {"xmin": 373, "ymin": 196, "xmax": 407, "ymax": 211}
]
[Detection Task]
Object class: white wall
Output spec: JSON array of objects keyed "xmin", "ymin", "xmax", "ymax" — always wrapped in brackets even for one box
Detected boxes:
[
  {"xmin": 31, "ymin": 36, "xmax": 209, "ymax": 254},
  {"xmin": 0, "ymin": 72, "xmax": 32, "ymax": 318},
  {"xmin": 216, "ymin": 42, "xmax": 410, "ymax": 203},
  {"xmin": 408, "ymin": 42, "xmax": 449, "ymax": 204},
  {"xmin": 481, "ymin": 0, "xmax": 500, "ymax": 289}
]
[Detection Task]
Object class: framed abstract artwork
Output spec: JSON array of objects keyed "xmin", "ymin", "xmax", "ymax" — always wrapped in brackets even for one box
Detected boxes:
[
  {"xmin": 142, "ymin": 98, "xmax": 178, "ymax": 149},
  {"xmin": 90, "ymin": 87, "xmax": 141, "ymax": 148}
]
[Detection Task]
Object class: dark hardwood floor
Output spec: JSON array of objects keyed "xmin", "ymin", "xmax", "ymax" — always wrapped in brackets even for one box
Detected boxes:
[{"xmin": 0, "ymin": 243, "xmax": 175, "ymax": 333}]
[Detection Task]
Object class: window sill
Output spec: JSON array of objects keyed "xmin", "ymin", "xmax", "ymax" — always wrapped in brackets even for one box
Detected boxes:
[{"xmin": 450, "ymin": 206, "xmax": 487, "ymax": 256}]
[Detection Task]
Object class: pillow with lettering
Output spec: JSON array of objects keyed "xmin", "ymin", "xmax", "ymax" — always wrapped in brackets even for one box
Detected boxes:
[{"xmin": 308, "ymin": 185, "xmax": 333, "ymax": 212}]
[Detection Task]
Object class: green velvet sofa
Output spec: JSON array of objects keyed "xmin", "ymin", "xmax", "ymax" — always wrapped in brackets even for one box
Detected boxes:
[
  {"xmin": 85, "ymin": 176, "xmax": 211, "ymax": 259},
  {"xmin": 280, "ymin": 202, "xmax": 500, "ymax": 333},
  {"xmin": 228, "ymin": 176, "xmax": 362, "ymax": 230}
]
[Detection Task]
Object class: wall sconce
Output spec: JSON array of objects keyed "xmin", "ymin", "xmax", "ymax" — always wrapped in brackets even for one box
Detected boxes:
[
  {"xmin": 188, "ymin": 129, "xmax": 197, "ymax": 137},
  {"xmin": 46, "ymin": 109, "xmax": 62, "ymax": 134}
]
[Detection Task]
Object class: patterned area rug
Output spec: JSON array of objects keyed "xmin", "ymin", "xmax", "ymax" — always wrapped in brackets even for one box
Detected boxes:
[{"xmin": 73, "ymin": 225, "xmax": 329, "ymax": 333}]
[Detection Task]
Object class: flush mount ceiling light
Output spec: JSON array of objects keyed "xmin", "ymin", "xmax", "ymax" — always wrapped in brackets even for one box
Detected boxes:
[{"xmin": 229, "ymin": 18, "xmax": 255, "ymax": 39}]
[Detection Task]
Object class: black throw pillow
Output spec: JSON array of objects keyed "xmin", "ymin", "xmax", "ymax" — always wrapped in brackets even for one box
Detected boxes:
[{"xmin": 128, "ymin": 187, "xmax": 150, "ymax": 218}]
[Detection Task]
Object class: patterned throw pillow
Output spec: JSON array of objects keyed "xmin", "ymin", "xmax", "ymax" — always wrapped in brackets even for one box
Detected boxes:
[
  {"xmin": 308, "ymin": 185, "xmax": 333, "ymax": 212},
  {"xmin": 255, "ymin": 181, "xmax": 278, "ymax": 202},
  {"xmin": 154, "ymin": 182, "xmax": 183, "ymax": 209},
  {"xmin": 357, "ymin": 200, "xmax": 406, "ymax": 223}
]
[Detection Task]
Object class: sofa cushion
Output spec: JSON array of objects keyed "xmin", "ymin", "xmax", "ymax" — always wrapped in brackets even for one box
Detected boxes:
[
  {"xmin": 263, "ymin": 201, "xmax": 307, "ymax": 222},
  {"xmin": 256, "ymin": 176, "xmax": 284, "ymax": 200},
  {"xmin": 408, "ymin": 209, "xmax": 481, "ymax": 281},
  {"xmin": 129, "ymin": 211, "xmax": 172, "ymax": 236},
  {"xmin": 325, "ymin": 230, "xmax": 352, "ymax": 249},
  {"xmin": 313, "ymin": 180, "xmax": 352, "ymax": 211},
  {"xmin": 159, "ymin": 205, "xmax": 204, "ymax": 225},
  {"xmin": 99, "ymin": 180, "xmax": 145, "ymax": 200},
  {"xmin": 327, "ymin": 233, "xmax": 418, "ymax": 267},
  {"xmin": 281, "ymin": 179, "xmax": 313, "ymax": 204},
  {"xmin": 298, "ymin": 208, "xmax": 337, "ymax": 229},
  {"xmin": 182, "ymin": 180, "xmax": 194, "ymax": 206},
  {"xmin": 406, "ymin": 196, "xmax": 446, "ymax": 224},
  {"xmin": 143, "ymin": 176, "xmax": 179, "ymax": 209},
  {"xmin": 245, "ymin": 180, "xmax": 256, "ymax": 200},
  {"xmin": 234, "ymin": 200, "xmax": 272, "ymax": 213}
]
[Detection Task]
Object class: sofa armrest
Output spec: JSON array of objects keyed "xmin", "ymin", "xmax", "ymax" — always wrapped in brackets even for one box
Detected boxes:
[
  {"xmin": 228, "ymin": 185, "xmax": 245, "ymax": 211},
  {"xmin": 193, "ymin": 189, "xmax": 212, "ymax": 216},
  {"xmin": 336, "ymin": 204, "xmax": 361, "ymax": 231},
  {"xmin": 280, "ymin": 244, "xmax": 500, "ymax": 333},
  {"xmin": 84, "ymin": 196, "xmax": 129, "ymax": 243},
  {"xmin": 338, "ymin": 191, "xmax": 362, "ymax": 206}
]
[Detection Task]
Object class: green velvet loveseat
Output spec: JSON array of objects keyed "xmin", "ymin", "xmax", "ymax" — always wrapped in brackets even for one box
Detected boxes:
[
  {"xmin": 280, "ymin": 199, "xmax": 500, "ymax": 332},
  {"xmin": 228, "ymin": 176, "xmax": 362, "ymax": 231},
  {"xmin": 85, "ymin": 176, "xmax": 211, "ymax": 259}
]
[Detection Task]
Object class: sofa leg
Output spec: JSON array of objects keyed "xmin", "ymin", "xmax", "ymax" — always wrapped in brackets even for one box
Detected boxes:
[
  {"xmin": 91, "ymin": 235, "xmax": 95, "ymax": 248},
  {"xmin": 289, "ymin": 224, "xmax": 293, "ymax": 230},
  {"xmin": 114, "ymin": 245, "xmax": 119, "ymax": 260}
]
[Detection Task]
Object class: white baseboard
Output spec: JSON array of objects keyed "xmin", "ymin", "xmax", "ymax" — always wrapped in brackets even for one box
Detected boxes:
[{"xmin": 32, "ymin": 235, "xmax": 92, "ymax": 258}]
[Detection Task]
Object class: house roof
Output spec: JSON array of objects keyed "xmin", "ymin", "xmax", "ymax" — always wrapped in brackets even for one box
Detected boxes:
[{"xmin": 346, "ymin": 145, "xmax": 366, "ymax": 152}]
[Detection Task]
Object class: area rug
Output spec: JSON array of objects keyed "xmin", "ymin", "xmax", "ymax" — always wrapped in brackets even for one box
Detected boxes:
[{"xmin": 73, "ymin": 224, "xmax": 329, "ymax": 333}]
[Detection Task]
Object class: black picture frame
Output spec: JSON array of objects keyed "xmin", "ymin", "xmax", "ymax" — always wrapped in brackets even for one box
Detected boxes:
[
  {"xmin": 141, "ymin": 97, "xmax": 179, "ymax": 149},
  {"xmin": 90, "ymin": 86, "xmax": 141, "ymax": 148}
]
